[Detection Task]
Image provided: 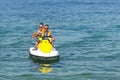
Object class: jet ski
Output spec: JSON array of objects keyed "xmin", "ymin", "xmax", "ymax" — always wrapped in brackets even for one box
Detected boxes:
[{"xmin": 29, "ymin": 39, "xmax": 59, "ymax": 62}]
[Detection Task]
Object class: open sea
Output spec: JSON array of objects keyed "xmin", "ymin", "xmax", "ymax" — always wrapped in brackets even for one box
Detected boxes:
[{"xmin": 0, "ymin": 0, "xmax": 120, "ymax": 80}]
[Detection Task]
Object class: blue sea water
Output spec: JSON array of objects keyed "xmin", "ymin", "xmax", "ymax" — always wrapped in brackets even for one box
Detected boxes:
[{"xmin": 0, "ymin": 0, "xmax": 120, "ymax": 80}]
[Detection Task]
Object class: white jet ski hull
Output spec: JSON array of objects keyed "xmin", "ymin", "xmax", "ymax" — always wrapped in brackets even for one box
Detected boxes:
[{"xmin": 29, "ymin": 47, "xmax": 59, "ymax": 61}]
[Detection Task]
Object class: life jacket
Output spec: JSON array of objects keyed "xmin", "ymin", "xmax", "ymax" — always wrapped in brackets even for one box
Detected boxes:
[
  {"xmin": 41, "ymin": 30, "xmax": 51, "ymax": 37},
  {"xmin": 38, "ymin": 29, "xmax": 51, "ymax": 41},
  {"xmin": 42, "ymin": 30, "xmax": 52, "ymax": 42}
]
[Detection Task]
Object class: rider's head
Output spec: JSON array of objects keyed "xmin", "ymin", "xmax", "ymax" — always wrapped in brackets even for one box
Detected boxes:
[
  {"xmin": 39, "ymin": 22, "xmax": 44, "ymax": 28},
  {"xmin": 44, "ymin": 24, "xmax": 49, "ymax": 32}
]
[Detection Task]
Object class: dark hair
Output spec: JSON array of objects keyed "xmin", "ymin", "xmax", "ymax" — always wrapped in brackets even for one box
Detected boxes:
[
  {"xmin": 39, "ymin": 22, "xmax": 44, "ymax": 26},
  {"xmin": 45, "ymin": 24, "xmax": 49, "ymax": 29},
  {"xmin": 45, "ymin": 24, "xmax": 49, "ymax": 26}
]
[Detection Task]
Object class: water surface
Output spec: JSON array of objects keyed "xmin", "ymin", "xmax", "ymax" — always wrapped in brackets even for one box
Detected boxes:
[{"xmin": 0, "ymin": 0, "xmax": 120, "ymax": 80}]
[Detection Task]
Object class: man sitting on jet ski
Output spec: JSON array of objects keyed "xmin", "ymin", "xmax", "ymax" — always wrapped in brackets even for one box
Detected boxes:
[{"xmin": 42, "ymin": 24, "xmax": 55, "ymax": 43}]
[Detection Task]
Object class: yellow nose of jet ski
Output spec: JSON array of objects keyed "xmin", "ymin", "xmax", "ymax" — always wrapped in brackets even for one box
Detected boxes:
[{"xmin": 38, "ymin": 40, "xmax": 53, "ymax": 53}]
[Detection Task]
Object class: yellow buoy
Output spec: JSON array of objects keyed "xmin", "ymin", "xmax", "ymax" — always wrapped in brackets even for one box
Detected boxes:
[{"xmin": 38, "ymin": 40, "xmax": 53, "ymax": 53}]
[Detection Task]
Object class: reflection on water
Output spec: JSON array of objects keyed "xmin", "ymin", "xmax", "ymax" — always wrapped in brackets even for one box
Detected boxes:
[
  {"xmin": 31, "ymin": 57, "xmax": 60, "ymax": 74},
  {"xmin": 39, "ymin": 64, "xmax": 53, "ymax": 74}
]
